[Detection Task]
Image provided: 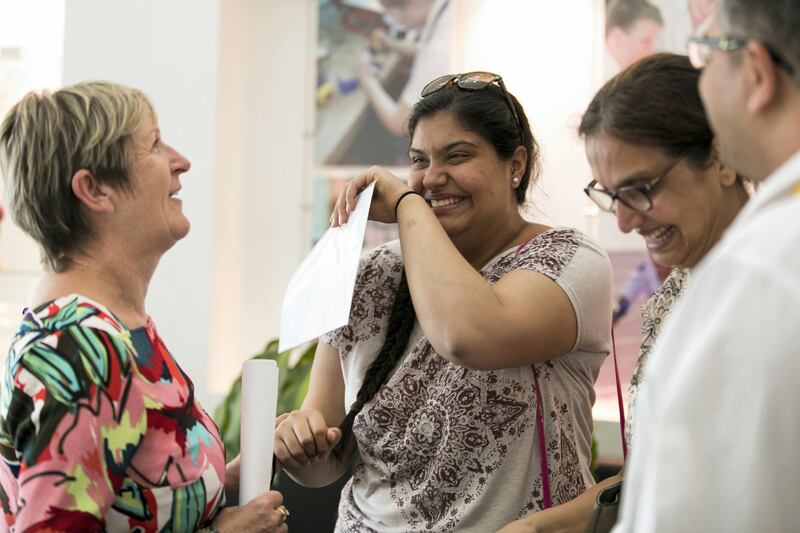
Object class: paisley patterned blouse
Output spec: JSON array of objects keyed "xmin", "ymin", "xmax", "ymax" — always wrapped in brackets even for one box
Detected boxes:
[
  {"xmin": 625, "ymin": 268, "xmax": 689, "ymax": 447},
  {"xmin": 0, "ymin": 295, "xmax": 226, "ymax": 532},
  {"xmin": 323, "ymin": 228, "xmax": 612, "ymax": 532}
]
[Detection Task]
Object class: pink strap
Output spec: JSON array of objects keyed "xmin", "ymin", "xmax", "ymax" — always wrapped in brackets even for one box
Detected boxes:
[
  {"xmin": 518, "ymin": 235, "xmax": 552, "ymax": 508},
  {"xmin": 532, "ymin": 366, "xmax": 552, "ymax": 509},
  {"xmin": 517, "ymin": 234, "xmax": 558, "ymax": 508},
  {"xmin": 611, "ymin": 327, "xmax": 628, "ymax": 459}
]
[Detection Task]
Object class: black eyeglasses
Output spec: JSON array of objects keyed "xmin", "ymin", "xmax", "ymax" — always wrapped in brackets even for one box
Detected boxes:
[
  {"xmin": 584, "ymin": 156, "xmax": 684, "ymax": 214},
  {"xmin": 421, "ymin": 71, "xmax": 525, "ymax": 143},
  {"xmin": 688, "ymin": 35, "xmax": 795, "ymax": 75}
]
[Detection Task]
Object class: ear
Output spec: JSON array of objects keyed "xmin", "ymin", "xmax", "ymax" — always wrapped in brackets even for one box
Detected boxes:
[
  {"xmin": 509, "ymin": 145, "xmax": 528, "ymax": 188},
  {"xmin": 718, "ymin": 162, "xmax": 738, "ymax": 187},
  {"xmin": 743, "ymin": 40, "xmax": 780, "ymax": 114},
  {"xmin": 708, "ymin": 140, "xmax": 738, "ymax": 186},
  {"xmin": 71, "ymin": 169, "xmax": 116, "ymax": 213}
]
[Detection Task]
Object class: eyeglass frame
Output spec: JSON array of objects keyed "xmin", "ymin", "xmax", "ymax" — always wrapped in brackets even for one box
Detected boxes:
[
  {"xmin": 687, "ymin": 35, "xmax": 795, "ymax": 75},
  {"xmin": 420, "ymin": 72, "xmax": 525, "ymax": 144},
  {"xmin": 583, "ymin": 155, "xmax": 686, "ymax": 214}
]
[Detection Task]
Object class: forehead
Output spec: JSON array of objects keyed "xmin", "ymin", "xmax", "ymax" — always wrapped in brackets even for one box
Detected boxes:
[
  {"xmin": 585, "ymin": 134, "xmax": 669, "ymax": 187},
  {"xmin": 410, "ymin": 111, "xmax": 484, "ymax": 149},
  {"xmin": 131, "ymin": 113, "xmax": 159, "ymax": 140},
  {"xmin": 628, "ymin": 17, "xmax": 661, "ymax": 37}
]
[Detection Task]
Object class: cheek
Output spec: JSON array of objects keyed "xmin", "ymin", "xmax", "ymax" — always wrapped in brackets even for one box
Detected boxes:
[{"xmin": 408, "ymin": 170, "xmax": 425, "ymax": 190}]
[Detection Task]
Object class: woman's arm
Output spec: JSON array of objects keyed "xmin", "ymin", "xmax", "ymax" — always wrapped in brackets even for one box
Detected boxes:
[
  {"xmin": 333, "ymin": 167, "xmax": 583, "ymax": 371},
  {"xmin": 274, "ymin": 341, "xmax": 354, "ymax": 487},
  {"xmin": 496, "ymin": 473, "xmax": 623, "ymax": 533}
]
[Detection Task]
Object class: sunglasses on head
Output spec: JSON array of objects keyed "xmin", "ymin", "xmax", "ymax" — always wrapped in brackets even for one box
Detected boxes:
[{"xmin": 420, "ymin": 71, "xmax": 525, "ymax": 143}]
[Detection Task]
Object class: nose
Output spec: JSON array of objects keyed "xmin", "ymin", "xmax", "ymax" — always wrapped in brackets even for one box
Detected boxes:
[
  {"xmin": 421, "ymin": 160, "xmax": 448, "ymax": 192},
  {"xmin": 166, "ymin": 143, "xmax": 191, "ymax": 175},
  {"xmin": 616, "ymin": 202, "xmax": 646, "ymax": 234}
]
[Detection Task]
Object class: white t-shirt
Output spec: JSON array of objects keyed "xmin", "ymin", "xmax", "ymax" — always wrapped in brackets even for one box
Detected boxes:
[{"xmin": 614, "ymin": 150, "xmax": 800, "ymax": 532}]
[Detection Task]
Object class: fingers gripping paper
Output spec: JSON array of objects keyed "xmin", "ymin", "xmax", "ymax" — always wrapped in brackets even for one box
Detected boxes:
[
  {"xmin": 278, "ymin": 183, "xmax": 375, "ymax": 352},
  {"xmin": 240, "ymin": 359, "xmax": 279, "ymax": 504}
]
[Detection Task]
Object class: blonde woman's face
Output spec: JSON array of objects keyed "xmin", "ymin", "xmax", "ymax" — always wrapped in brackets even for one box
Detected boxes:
[{"xmin": 116, "ymin": 114, "xmax": 192, "ymax": 253}]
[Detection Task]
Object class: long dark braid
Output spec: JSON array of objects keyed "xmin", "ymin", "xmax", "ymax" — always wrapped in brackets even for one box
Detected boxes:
[{"xmin": 334, "ymin": 268, "xmax": 417, "ymax": 458}]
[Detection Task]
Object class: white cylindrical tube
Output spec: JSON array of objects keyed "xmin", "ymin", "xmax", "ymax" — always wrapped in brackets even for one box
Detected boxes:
[{"xmin": 239, "ymin": 359, "xmax": 279, "ymax": 504}]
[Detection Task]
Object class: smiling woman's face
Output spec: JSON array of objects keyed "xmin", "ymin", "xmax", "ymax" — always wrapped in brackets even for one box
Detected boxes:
[
  {"xmin": 407, "ymin": 111, "xmax": 521, "ymax": 246},
  {"xmin": 585, "ymin": 133, "xmax": 737, "ymax": 269}
]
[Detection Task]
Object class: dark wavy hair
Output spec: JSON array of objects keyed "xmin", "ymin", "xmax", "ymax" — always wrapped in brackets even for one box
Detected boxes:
[{"xmin": 579, "ymin": 53, "xmax": 714, "ymax": 170}]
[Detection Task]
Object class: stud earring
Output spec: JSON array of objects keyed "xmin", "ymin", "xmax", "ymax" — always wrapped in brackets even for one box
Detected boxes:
[{"xmin": 512, "ymin": 176, "xmax": 520, "ymax": 185}]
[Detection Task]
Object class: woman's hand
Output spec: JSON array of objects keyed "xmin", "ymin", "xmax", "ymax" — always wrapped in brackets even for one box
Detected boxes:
[
  {"xmin": 331, "ymin": 166, "xmax": 415, "ymax": 227},
  {"xmin": 211, "ymin": 490, "xmax": 288, "ymax": 533},
  {"xmin": 275, "ymin": 408, "xmax": 341, "ymax": 469}
]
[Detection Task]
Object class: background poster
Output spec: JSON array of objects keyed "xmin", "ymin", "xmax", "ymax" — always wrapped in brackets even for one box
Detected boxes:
[
  {"xmin": 315, "ymin": 0, "xmax": 452, "ymax": 167},
  {"xmin": 603, "ymin": 0, "xmax": 717, "ymax": 81}
]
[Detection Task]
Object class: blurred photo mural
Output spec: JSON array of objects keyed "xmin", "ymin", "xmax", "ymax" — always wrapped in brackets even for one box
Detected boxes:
[
  {"xmin": 312, "ymin": 0, "xmax": 452, "ymax": 245},
  {"xmin": 603, "ymin": 0, "xmax": 717, "ymax": 80}
]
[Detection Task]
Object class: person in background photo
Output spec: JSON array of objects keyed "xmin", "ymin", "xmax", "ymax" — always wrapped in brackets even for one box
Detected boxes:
[
  {"xmin": 617, "ymin": 1, "xmax": 800, "ymax": 530},
  {"xmin": 498, "ymin": 52, "xmax": 749, "ymax": 533},
  {"xmin": 355, "ymin": 0, "xmax": 451, "ymax": 136},
  {"xmin": 276, "ymin": 72, "xmax": 612, "ymax": 532},
  {"xmin": 0, "ymin": 82, "xmax": 287, "ymax": 532},
  {"xmin": 604, "ymin": 0, "xmax": 663, "ymax": 79},
  {"xmin": 651, "ymin": 0, "xmax": 718, "ymax": 54},
  {"xmin": 612, "ymin": 251, "xmax": 672, "ymax": 325}
]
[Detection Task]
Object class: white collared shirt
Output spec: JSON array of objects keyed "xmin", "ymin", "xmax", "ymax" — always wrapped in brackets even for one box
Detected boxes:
[{"xmin": 614, "ymin": 150, "xmax": 800, "ymax": 532}]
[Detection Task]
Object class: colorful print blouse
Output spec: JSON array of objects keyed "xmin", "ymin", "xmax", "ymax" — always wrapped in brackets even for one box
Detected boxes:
[{"xmin": 0, "ymin": 295, "xmax": 226, "ymax": 532}]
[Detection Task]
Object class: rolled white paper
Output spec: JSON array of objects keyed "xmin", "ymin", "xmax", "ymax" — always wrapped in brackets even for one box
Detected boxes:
[{"xmin": 239, "ymin": 359, "xmax": 279, "ymax": 504}]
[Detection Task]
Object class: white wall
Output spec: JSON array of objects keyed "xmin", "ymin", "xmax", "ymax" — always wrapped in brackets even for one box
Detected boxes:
[
  {"xmin": 63, "ymin": 0, "xmax": 221, "ymax": 406},
  {"xmin": 208, "ymin": 0, "xmax": 315, "ymax": 395}
]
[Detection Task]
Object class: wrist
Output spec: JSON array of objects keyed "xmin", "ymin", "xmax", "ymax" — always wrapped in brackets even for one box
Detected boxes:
[{"xmin": 393, "ymin": 190, "xmax": 423, "ymax": 219}]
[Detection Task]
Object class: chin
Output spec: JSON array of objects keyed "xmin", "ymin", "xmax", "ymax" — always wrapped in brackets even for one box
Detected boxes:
[{"xmin": 172, "ymin": 221, "xmax": 191, "ymax": 241}]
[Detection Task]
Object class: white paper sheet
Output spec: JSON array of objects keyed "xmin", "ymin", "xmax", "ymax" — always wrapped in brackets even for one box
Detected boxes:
[
  {"xmin": 239, "ymin": 359, "xmax": 279, "ymax": 504},
  {"xmin": 278, "ymin": 183, "xmax": 374, "ymax": 352}
]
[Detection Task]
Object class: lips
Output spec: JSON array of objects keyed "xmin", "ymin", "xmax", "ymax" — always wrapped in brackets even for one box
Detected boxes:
[{"xmin": 638, "ymin": 224, "xmax": 676, "ymax": 251}]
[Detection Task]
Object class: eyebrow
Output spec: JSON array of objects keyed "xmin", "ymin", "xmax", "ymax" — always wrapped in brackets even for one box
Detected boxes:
[
  {"xmin": 613, "ymin": 168, "xmax": 662, "ymax": 189},
  {"xmin": 409, "ymin": 139, "xmax": 480, "ymax": 156}
]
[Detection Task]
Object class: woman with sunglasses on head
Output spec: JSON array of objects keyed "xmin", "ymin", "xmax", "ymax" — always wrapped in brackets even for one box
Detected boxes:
[
  {"xmin": 274, "ymin": 72, "xmax": 613, "ymax": 532},
  {"xmin": 497, "ymin": 52, "xmax": 749, "ymax": 533}
]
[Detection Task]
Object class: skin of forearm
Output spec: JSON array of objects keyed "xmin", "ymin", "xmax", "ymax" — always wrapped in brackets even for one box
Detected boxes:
[
  {"xmin": 359, "ymin": 74, "xmax": 408, "ymax": 136},
  {"xmin": 396, "ymin": 196, "xmax": 512, "ymax": 368},
  {"xmin": 512, "ymin": 473, "xmax": 623, "ymax": 533}
]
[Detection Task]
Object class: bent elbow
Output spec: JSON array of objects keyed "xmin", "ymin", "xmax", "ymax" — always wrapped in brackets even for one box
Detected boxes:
[{"xmin": 433, "ymin": 333, "xmax": 492, "ymax": 371}]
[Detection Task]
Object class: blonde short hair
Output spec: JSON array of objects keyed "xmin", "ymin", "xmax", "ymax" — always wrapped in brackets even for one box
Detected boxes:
[{"xmin": 0, "ymin": 81, "xmax": 154, "ymax": 271}]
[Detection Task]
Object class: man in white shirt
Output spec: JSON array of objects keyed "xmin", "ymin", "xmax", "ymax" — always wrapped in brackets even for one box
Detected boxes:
[{"xmin": 615, "ymin": 0, "xmax": 800, "ymax": 531}]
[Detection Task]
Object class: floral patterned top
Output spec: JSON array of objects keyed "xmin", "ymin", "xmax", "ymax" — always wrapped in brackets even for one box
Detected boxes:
[
  {"xmin": 0, "ymin": 295, "xmax": 226, "ymax": 532},
  {"xmin": 323, "ymin": 228, "xmax": 613, "ymax": 532},
  {"xmin": 625, "ymin": 268, "xmax": 689, "ymax": 447}
]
